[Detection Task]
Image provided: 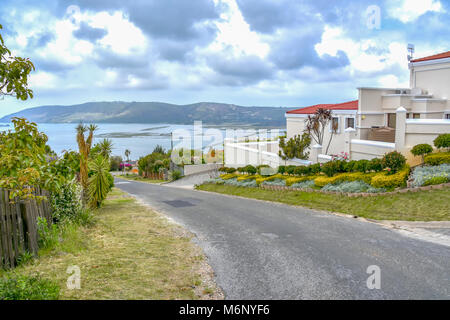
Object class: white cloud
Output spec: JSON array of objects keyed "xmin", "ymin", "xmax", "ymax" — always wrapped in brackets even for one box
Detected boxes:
[
  {"xmin": 388, "ymin": 0, "xmax": 443, "ymax": 23},
  {"xmin": 209, "ymin": 0, "xmax": 269, "ymax": 58}
]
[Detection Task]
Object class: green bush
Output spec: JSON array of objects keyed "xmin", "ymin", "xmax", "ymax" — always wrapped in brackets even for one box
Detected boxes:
[
  {"xmin": 344, "ymin": 160, "xmax": 357, "ymax": 172},
  {"xmin": 293, "ymin": 165, "xmax": 310, "ymax": 176},
  {"xmin": 106, "ymin": 172, "xmax": 114, "ymax": 191},
  {"xmin": 424, "ymin": 152, "xmax": 450, "ymax": 165},
  {"xmin": 354, "ymin": 159, "xmax": 370, "ymax": 173},
  {"xmin": 309, "ymin": 163, "xmax": 321, "ymax": 174},
  {"xmin": 170, "ymin": 170, "xmax": 182, "ymax": 181},
  {"xmin": 368, "ymin": 158, "xmax": 383, "ymax": 172},
  {"xmin": 434, "ymin": 133, "xmax": 450, "ymax": 150},
  {"xmin": 50, "ymin": 180, "xmax": 83, "ymax": 223},
  {"xmin": 411, "ymin": 144, "xmax": 433, "ymax": 159},
  {"xmin": 277, "ymin": 165, "xmax": 286, "ymax": 174},
  {"xmin": 245, "ymin": 165, "xmax": 257, "ymax": 175},
  {"xmin": 285, "ymin": 165, "xmax": 296, "ymax": 175},
  {"xmin": 0, "ymin": 275, "xmax": 60, "ymax": 300},
  {"xmin": 382, "ymin": 151, "xmax": 406, "ymax": 174},
  {"xmin": 423, "ymin": 176, "xmax": 449, "ymax": 186},
  {"xmin": 370, "ymin": 166, "xmax": 410, "ymax": 189}
]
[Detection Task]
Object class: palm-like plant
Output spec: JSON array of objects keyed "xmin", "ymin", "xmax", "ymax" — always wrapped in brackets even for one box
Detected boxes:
[
  {"xmin": 88, "ymin": 156, "xmax": 110, "ymax": 208},
  {"xmin": 125, "ymin": 149, "xmax": 131, "ymax": 162},
  {"xmin": 76, "ymin": 123, "xmax": 97, "ymax": 206},
  {"xmin": 97, "ymin": 138, "xmax": 113, "ymax": 159}
]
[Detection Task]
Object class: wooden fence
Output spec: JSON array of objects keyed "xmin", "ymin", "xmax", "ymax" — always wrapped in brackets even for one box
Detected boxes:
[
  {"xmin": 143, "ymin": 172, "xmax": 165, "ymax": 180},
  {"xmin": 0, "ymin": 187, "xmax": 52, "ymax": 269}
]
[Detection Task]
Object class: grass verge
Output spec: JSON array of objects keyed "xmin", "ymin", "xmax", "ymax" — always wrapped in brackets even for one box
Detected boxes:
[
  {"xmin": 1, "ymin": 188, "xmax": 222, "ymax": 300},
  {"xmin": 196, "ymin": 184, "xmax": 450, "ymax": 221}
]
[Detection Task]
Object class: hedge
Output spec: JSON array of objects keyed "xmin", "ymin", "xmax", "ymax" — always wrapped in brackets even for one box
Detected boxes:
[
  {"xmin": 370, "ymin": 166, "xmax": 410, "ymax": 189},
  {"xmin": 285, "ymin": 176, "xmax": 318, "ymax": 186},
  {"xmin": 314, "ymin": 172, "xmax": 376, "ymax": 188},
  {"xmin": 424, "ymin": 152, "xmax": 450, "ymax": 166}
]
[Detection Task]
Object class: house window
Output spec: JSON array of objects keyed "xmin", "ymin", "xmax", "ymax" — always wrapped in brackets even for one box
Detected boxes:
[
  {"xmin": 330, "ymin": 117, "xmax": 339, "ymax": 133},
  {"xmin": 345, "ymin": 117, "xmax": 355, "ymax": 129},
  {"xmin": 406, "ymin": 113, "xmax": 410, "ymax": 119},
  {"xmin": 446, "ymin": 114, "xmax": 450, "ymax": 119},
  {"xmin": 413, "ymin": 113, "xmax": 421, "ymax": 119}
]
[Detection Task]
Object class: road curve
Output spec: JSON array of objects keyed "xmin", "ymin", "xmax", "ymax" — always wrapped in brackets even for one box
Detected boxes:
[{"xmin": 115, "ymin": 178, "xmax": 450, "ymax": 299}]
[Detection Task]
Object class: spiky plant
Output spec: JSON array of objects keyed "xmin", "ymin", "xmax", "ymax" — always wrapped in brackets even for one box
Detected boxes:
[{"xmin": 88, "ymin": 156, "xmax": 110, "ymax": 208}]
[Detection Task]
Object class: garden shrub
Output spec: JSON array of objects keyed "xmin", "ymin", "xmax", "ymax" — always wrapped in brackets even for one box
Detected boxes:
[
  {"xmin": 368, "ymin": 158, "xmax": 383, "ymax": 172},
  {"xmin": 344, "ymin": 160, "xmax": 357, "ymax": 172},
  {"xmin": 237, "ymin": 174, "xmax": 259, "ymax": 181},
  {"xmin": 424, "ymin": 152, "xmax": 450, "ymax": 165},
  {"xmin": 314, "ymin": 172, "xmax": 375, "ymax": 187},
  {"xmin": 370, "ymin": 166, "xmax": 410, "ymax": 189},
  {"xmin": 321, "ymin": 161, "xmax": 342, "ymax": 177},
  {"xmin": 290, "ymin": 180, "xmax": 316, "ymax": 189},
  {"xmin": 411, "ymin": 164, "xmax": 450, "ymax": 187},
  {"xmin": 255, "ymin": 174, "xmax": 286, "ymax": 185},
  {"xmin": 220, "ymin": 173, "xmax": 238, "ymax": 180},
  {"xmin": 423, "ymin": 176, "xmax": 449, "ymax": 186},
  {"xmin": 381, "ymin": 151, "xmax": 406, "ymax": 174},
  {"xmin": 434, "ymin": 133, "xmax": 450, "ymax": 150},
  {"xmin": 261, "ymin": 179, "xmax": 286, "ymax": 186},
  {"xmin": 293, "ymin": 166, "xmax": 308, "ymax": 176},
  {"xmin": 285, "ymin": 165, "xmax": 296, "ymax": 175},
  {"xmin": 309, "ymin": 163, "xmax": 321, "ymax": 174},
  {"xmin": 411, "ymin": 144, "xmax": 433, "ymax": 160},
  {"xmin": 277, "ymin": 165, "xmax": 286, "ymax": 174},
  {"xmin": 0, "ymin": 275, "xmax": 60, "ymax": 300},
  {"xmin": 285, "ymin": 176, "xmax": 318, "ymax": 186},
  {"xmin": 322, "ymin": 180, "xmax": 385, "ymax": 193},
  {"xmin": 50, "ymin": 179, "xmax": 83, "ymax": 223},
  {"xmin": 354, "ymin": 159, "xmax": 370, "ymax": 173}
]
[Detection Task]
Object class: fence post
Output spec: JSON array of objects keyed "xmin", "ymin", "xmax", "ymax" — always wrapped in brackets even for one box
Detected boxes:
[
  {"xmin": 309, "ymin": 144, "xmax": 322, "ymax": 164},
  {"xmin": 395, "ymin": 106, "xmax": 407, "ymax": 152},
  {"xmin": 345, "ymin": 127, "xmax": 356, "ymax": 160}
]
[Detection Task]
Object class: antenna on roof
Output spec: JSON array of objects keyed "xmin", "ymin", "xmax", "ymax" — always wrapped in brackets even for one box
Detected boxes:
[{"xmin": 407, "ymin": 44, "xmax": 415, "ymax": 62}]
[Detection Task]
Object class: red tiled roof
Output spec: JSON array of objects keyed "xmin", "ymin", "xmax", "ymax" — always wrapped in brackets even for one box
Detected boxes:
[
  {"xmin": 411, "ymin": 50, "xmax": 450, "ymax": 63},
  {"xmin": 286, "ymin": 100, "xmax": 358, "ymax": 115}
]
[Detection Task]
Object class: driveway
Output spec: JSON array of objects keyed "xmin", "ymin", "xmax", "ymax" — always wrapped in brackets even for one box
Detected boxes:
[{"xmin": 115, "ymin": 178, "xmax": 450, "ymax": 299}]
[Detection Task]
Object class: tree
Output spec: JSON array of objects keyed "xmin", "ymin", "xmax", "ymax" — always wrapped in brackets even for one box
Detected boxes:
[
  {"xmin": 125, "ymin": 149, "xmax": 131, "ymax": 162},
  {"xmin": 0, "ymin": 24, "xmax": 35, "ymax": 100},
  {"xmin": 434, "ymin": 133, "xmax": 450, "ymax": 151},
  {"xmin": 92, "ymin": 138, "xmax": 113, "ymax": 159},
  {"xmin": 76, "ymin": 123, "xmax": 97, "ymax": 206},
  {"xmin": 411, "ymin": 143, "xmax": 433, "ymax": 162},
  {"xmin": 305, "ymin": 108, "xmax": 337, "ymax": 155},
  {"xmin": 278, "ymin": 133, "xmax": 311, "ymax": 161}
]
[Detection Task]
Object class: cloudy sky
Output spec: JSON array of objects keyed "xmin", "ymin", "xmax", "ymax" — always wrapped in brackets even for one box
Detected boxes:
[{"xmin": 0, "ymin": 0, "xmax": 449, "ymax": 117}]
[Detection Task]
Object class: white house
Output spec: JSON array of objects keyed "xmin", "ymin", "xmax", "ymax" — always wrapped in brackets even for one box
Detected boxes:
[{"xmin": 225, "ymin": 50, "xmax": 450, "ymax": 167}]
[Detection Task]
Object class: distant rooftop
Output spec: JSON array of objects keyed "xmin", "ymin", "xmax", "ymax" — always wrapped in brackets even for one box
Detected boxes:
[
  {"xmin": 286, "ymin": 100, "xmax": 358, "ymax": 115},
  {"xmin": 411, "ymin": 50, "xmax": 450, "ymax": 63}
]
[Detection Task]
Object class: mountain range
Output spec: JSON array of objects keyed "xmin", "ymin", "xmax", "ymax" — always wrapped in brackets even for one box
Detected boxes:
[{"xmin": 0, "ymin": 101, "xmax": 292, "ymax": 126}]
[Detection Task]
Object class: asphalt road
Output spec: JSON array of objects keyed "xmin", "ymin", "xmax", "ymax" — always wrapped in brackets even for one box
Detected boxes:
[{"xmin": 115, "ymin": 178, "xmax": 450, "ymax": 299}]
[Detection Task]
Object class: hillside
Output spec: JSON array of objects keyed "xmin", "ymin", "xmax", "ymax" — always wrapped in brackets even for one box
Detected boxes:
[{"xmin": 0, "ymin": 101, "xmax": 291, "ymax": 126}]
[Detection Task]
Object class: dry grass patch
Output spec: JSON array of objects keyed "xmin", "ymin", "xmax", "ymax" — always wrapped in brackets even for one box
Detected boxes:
[{"xmin": 1, "ymin": 188, "xmax": 222, "ymax": 300}]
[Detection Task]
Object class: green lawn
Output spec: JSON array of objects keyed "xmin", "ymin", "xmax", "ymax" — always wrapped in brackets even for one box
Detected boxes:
[
  {"xmin": 1, "ymin": 188, "xmax": 221, "ymax": 300},
  {"xmin": 196, "ymin": 184, "xmax": 450, "ymax": 221}
]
